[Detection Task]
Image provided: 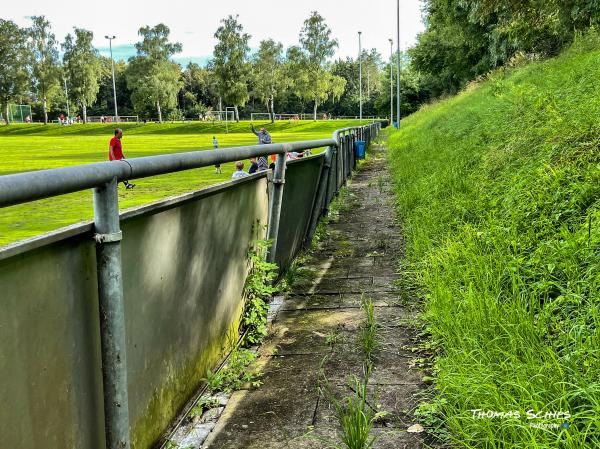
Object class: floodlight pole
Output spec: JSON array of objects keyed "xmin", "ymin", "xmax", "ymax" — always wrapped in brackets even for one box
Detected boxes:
[
  {"xmin": 396, "ymin": 0, "xmax": 401, "ymax": 128},
  {"xmin": 105, "ymin": 35, "xmax": 120, "ymax": 122},
  {"xmin": 389, "ymin": 38, "xmax": 393, "ymax": 126},
  {"xmin": 358, "ymin": 31, "xmax": 362, "ymax": 122},
  {"xmin": 63, "ymin": 77, "xmax": 70, "ymax": 119}
]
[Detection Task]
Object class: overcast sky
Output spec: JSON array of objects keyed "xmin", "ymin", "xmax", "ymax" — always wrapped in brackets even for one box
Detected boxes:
[{"xmin": 4, "ymin": 0, "xmax": 425, "ymax": 65}]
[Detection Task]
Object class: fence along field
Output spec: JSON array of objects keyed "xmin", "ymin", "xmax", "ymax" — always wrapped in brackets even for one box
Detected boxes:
[
  {"xmin": 0, "ymin": 119, "xmax": 363, "ymax": 246},
  {"xmin": 0, "ymin": 121, "xmax": 380, "ymax": 449}
]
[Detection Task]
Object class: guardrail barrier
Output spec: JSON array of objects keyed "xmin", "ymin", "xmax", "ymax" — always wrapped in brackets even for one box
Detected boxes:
[{"xmin": 0, "ymin": 121, "xmax": 383, "ymax": 449}]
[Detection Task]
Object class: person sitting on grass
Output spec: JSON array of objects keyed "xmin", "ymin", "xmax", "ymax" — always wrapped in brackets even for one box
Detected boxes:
[
  {"xmin": 108, "ymin": 128, "xmax": 135, "ymax": 189},
  {"xmin": 232, "ymin": 161, "xmax": 250, "ymax": 179}
]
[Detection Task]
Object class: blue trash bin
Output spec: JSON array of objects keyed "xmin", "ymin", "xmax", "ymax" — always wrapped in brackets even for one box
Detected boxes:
[{"xmin": 354, "ymin": 140, "xmax": 366, "ymax": 160}]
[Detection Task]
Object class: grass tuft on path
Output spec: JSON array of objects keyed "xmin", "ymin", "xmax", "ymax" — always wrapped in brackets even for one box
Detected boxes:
[{"xmin": 388, "ymin": 34, "xmax": 600, "ymax": 447}]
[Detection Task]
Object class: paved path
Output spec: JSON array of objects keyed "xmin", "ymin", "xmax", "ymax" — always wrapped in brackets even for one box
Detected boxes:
[{"xmin": 203, "ymin": 143, "xmax": 430, "ymax": 448}]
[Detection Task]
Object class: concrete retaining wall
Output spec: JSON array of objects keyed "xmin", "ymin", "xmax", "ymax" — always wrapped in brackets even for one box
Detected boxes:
[{"xmin": 0, "ymin": 155, "xmax": 332, "ymax": 449}]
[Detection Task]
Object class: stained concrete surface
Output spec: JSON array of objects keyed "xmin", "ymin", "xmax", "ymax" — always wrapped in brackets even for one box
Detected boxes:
[{"xmin": 202, "ymin": 143, "xmax": 433, "ymax": 448}]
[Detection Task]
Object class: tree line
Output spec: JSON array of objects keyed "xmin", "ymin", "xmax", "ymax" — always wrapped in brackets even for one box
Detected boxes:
[
  {"xmin": 409, "ymin": 0, "xmax": 600, "ymax": 98},
  {"xmin": 0, "ymin": 12, "xmax": 417, "ymax": 124}
]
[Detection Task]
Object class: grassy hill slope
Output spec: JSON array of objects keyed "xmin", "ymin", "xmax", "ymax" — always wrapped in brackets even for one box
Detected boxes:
[{"xmin": 389, "ymin": 35, "xmax": 600, "ymax": 447}]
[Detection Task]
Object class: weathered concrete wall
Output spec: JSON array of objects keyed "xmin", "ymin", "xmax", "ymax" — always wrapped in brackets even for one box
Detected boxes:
[
  {"xmin": 0, "ymin": 176, "xmax": 269, "ymax": 449},
  {"xmin": 0, "ymin": 233, "xmax": 105, "ymax": 449},
  {"xmin": 121, "ymin": 178, "xmax": 269, "ymax": 448}
]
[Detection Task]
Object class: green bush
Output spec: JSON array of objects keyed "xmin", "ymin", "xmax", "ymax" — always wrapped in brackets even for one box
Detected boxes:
[{"xmin": 389, "ymin": 36, "xmax": 600, "ymax": 447}]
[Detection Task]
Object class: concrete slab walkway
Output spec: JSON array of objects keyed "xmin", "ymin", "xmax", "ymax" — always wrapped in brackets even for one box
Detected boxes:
[{"xmin": 202, "ymin": 142, "xmax": 430, "ymax": 448}]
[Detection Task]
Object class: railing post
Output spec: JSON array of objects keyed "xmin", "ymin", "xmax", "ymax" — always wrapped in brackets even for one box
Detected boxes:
[
  {"xmin": 267, "ymin": 152, "xmax": 287, "ymax": 263},
  {"xmin": 326, "ymin": 144, "xmax": 338, "ymax": 206},
  {"xmin": 350, "ymin": 134, "xmax": 355, "ymax": 173},
  {"xmin": 341, "ymin": 133, "xmax": 347, "ymax": 183},
  {"xmin": 305, "ymin": 145, "xmax": 334, "ymax": 244},
  {"xmin": 93, "ymin": 177, "xmax": 131, "ymax": 449}
]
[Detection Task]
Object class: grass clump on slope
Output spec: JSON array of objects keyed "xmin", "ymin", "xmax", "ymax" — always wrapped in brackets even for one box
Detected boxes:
[{"xmin": 388, "ymin": 34, "xmax": 600, "ymax": 447}]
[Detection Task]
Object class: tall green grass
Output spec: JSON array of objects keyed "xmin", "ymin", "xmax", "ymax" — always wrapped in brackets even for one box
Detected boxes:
[{"xmin": 388, "ymin": 34, "xmax": 600, "ymax": 447}]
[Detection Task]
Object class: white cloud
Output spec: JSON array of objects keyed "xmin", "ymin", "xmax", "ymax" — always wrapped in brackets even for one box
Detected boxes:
[{"xmin": 5, "ymin": 0, "xmax": 424, "ymax": 62}]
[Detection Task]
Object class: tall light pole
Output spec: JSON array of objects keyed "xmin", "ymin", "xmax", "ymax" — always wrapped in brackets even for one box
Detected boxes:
[
  {"xmin": 396, "ymin": 0, "xmax": 401, "ymax": 128},
  {"xmin": 63, "ymin": 76, "xmax": 70, "ymax": 119},
  {"xmin": 389, "ymin": 38, "xmax": 393, "ymax": 126},
  {"xmin": 105, "ymin": 35, "xmax": 119, "ymax": 122},
  {"xmin": 358, "ymin": 31, "xmax": 362, "ymax": 122}
]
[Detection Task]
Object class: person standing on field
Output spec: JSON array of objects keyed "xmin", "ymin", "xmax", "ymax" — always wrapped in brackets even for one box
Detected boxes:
[
  {"xmin": 108, "ymin": 128, "xmax": 135, "ymax": 189},
  {"xmin": 251, "ymin": 124, "xmax": 272, "ymax": 171},
  {"xmin": 213, "ymin": 135, "xmax": 222, "ymax": 174}
]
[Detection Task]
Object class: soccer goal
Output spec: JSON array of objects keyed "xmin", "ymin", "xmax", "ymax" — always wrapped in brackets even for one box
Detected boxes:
[
  {"xmin": 204, "ymin": 110, "xmax": 235, "ymax": 122},
  {"xmin": 0, "ymin": 104, "xmax": 32, "ymax": 123},
  {"xmin": 250, "ymin": 112, "xmax": 273, "ymax": 122},
  {"xmin": 300, "ymin": 113, "xmax": 335, "ymax": 120}
]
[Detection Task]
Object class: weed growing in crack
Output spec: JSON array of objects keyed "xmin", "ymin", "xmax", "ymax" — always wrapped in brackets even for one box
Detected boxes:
[
  {"xmin": 377, "ymin": 175, "xmax": 385, "ymax": 194},
  {"xmin": 413, "ymin": 396, "xmax": 451, "ymax": 443},
  {"xmin": 360, "ymin": 295, "xmax": 379, "ymax": 365},
  {"xmin": 281, "ymin": 256, "xmax": 316, "ymax": 292},
  {"xmin": 317, "ymin": 365, "xmax": 388, "ymax": 449},
  {"xmin": 312, "ymin": 218, "xmax": 330, "ymax": 248},
  {"xmin": 242, "ymin": 239, "xmax": 278, "ymax": 345},
  {"xmin": 335, "ymin": 376, "xmax": 378, "ymax": 449},
  {"xmin": 203, "ymin": 347, "xmax": 262, "ymax": 394},
  {"xmin": 326, "ymin": 328, "xmax": 345, "ymax": 346},
  {"xmin": 374, "ymin": 232, "xmax": 390, "ymax": 250},
  {"xmin": 188, "ymin": 396, "xmax": 221, "ymax": 421}
]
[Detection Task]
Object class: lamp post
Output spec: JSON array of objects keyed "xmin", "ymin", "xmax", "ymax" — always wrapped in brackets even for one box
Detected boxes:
[
  {"xmin": 389, "ymin": 38, "xmax": 393, "ymax": 126},
  {"xmin": 396, "ymin": 0, "xmax": 401, "ymax": 128},
  {"xmin": 358, "ymin": 31, "xmax": 362, "ymax": 122},
  {"xmin": 105, "ymin": 35, "xmax": 119, "ymax": 122},
  {"xmin": 63, "ymin": 76, "xmax": 70, "ymax": 119}
]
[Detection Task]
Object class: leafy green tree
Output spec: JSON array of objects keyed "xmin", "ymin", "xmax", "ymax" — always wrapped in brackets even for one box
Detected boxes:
[
  {"xmin": 90, "ymin": 58, "xmax": 134, "ymax": 117},
  {"xmin": 323, "ymin": 58, "xmax": 359, "ymax": 116},
  {"xmin": 29, "ymin": 16, "xmax": 61, "ymax": 124},
  {"xmin": 179, "ymin": 62, "xmax": 219, "ymax": 118},
  {"xmin": 363, "ymin": 49, "xmax": 382, "ymax": 102},
  {"xmin": 374, "ymin": 53, "xmax": 431, "ymax": 119},
  {"xmin": 213, "ymin": 15, "xmax": 251, "ymax": 122},
  {"xmin": 412, "ymin": 0, "xmax": 600, "ymax": 97},
  {"xmin": 62, "ymin": 28, "xmax": 102, "ymax": 123},
  {"xmin": 324, "ymin": 49, "xmax": 382, "ymax": 117},
  {"xmin": 251, "ymin": 39, "xmax": 288, "ymax": 122},
  {"xmin": 127, "ymin": 58, "xmax": 182, "ymax": 121},
  {"xmin": 126, "ymin": 24, "xmax": 183, "ymax": 122},
  {"xmin": 0, "ymin": 20, "xmax": 31, "ymax": 124},
  {"xmin": 288, "ymin": 12, "xmax": 346, "ymax": 120}
]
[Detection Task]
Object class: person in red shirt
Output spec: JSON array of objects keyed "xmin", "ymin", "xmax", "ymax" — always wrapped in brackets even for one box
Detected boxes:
[{"xmin": 109, "ymin": 128, "xmax": 135, "ymax": 189}]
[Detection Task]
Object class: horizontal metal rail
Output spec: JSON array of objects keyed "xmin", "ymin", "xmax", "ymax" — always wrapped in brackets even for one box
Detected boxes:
[{"xmin": 0, "ymin": 138, "xmax": 335, "ymax": 208}]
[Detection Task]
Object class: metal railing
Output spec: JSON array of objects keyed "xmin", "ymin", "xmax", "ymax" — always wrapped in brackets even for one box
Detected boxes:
[{"xmin": 0, "ymin": 121, "xmax": 382, "ymax": 449}]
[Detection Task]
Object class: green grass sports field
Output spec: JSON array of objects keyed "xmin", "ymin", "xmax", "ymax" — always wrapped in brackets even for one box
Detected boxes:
[{"xmin": 0, "ymin": 120, "xmax": 364, "ymax": 246}]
